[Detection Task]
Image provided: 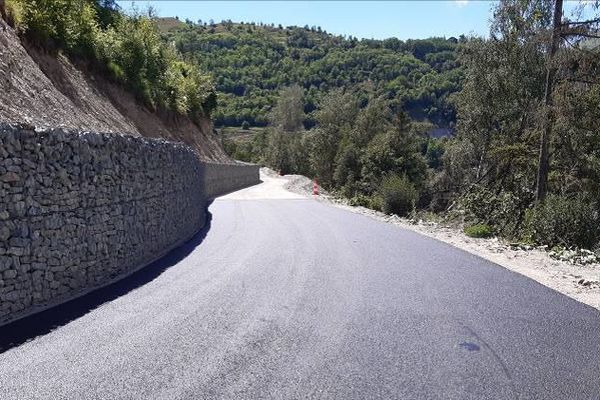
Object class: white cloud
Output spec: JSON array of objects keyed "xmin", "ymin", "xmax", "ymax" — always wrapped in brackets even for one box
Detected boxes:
[{"xmin": 454, "ymin": 0, "xmax": 469, "ymax": 7}]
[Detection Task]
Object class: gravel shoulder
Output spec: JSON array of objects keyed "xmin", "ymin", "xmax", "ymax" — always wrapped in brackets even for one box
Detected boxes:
[{"xmin": 278, "ymin": 169, "xmax": 600, "ymax": 311}]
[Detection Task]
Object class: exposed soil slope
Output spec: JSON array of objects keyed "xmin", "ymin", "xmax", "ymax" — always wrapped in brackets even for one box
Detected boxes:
[{"xmin": 0, "ymin": 17, "xmax": 229, "ymax": 162}]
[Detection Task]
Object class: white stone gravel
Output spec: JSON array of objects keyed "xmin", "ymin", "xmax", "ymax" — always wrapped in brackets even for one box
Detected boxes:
[{"xmin": 219, "ymin": 168, "xmax": 304, "ymax": 200}]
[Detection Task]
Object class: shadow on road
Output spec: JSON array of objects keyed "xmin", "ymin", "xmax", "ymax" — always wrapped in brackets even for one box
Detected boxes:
[{"xmin": 0, "ymin": 206, "xmax": 213, "ymax": 354}]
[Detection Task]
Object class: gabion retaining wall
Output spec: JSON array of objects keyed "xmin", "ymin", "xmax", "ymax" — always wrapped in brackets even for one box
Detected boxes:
[{"xmin": 0, "ymin": 123, "xmax": 258, "ymax": 325}]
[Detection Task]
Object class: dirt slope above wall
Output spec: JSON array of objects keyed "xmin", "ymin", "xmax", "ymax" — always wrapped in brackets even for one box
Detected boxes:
[{"xmin": 0, "ymin": 17, "xmax": 230, "ymax": 162}]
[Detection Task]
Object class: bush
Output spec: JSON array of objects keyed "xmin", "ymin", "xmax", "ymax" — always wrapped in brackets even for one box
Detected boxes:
[
  {"xmin": 241, "ymin": 120, "xmax": 250, "ymax": 130},
  {"xmin": 522, "ymin": 195, "xmax": 600, "ymax": 249},
  {"xmin": 7, "ymin": 0, "xmax": 216, "ymax": 119},
  {"xmin": 349, "ymin": 193, "xmax": 382, "ymax": 211},
  {"xmin": 6, "ymin": 0, "xmax": 100, "ymax": 57},
  {"xmin": 379, "ymin": 174, "xmax": 418, "ymax": 216},
  {"xmin": 464, "ymin": 223, "xmax": 493, "ymax": 238},
  {"xmin": 5, "ymin": 0, "xmax": 25, "ymax": 28},
  {"xmin": 458, "ymin": 186, "xmax": 525, "ymax": 236}
]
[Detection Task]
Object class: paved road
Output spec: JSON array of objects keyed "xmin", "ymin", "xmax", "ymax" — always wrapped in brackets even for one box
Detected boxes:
[{"xmin": 1, "ymin": 180, "xmax": 599, "ymax": 399}]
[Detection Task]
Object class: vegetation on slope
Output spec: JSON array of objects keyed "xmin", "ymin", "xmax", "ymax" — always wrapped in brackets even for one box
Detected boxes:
[
  {"xmin": 4, "ymin": 0, "xmax": 599, "ymax": 252},
  {"xmin": 4, "ymin": 0, "xmax": 216, "ymax": 122},
  {"xmin": 158, "ymin": 18, "xmax": 464, "ymax": 129},
  {"xmin": 226, "ymin": 0, "xmax": 600, "ymax": 251}
]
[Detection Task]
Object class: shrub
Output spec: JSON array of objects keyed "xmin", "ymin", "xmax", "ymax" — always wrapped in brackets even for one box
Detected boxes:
[
  {"xmin": 348, "ymin": 193, "xmax": 382, "ymax": 211},
  {"xmin": 349, "ymin": 193, "xmax": 370, "ymax": 208},
  {"xmin": 369, "ymin": 194, "xmax": 383, "ymax": 211},
  {"xmin": 379, "ymin": 174, "xmax": 418, "ymax": 216},
  {"xmin": 5, "ymin": 0, "xmax": 25, "ymax": 28},
  {"xmin": 522, "ymin": 195, "xmax": 600, "ymax": 249},
  {"xmin": 458, "ymin": 186, "xmax": 525, "ymax": 236},
  {"xmin": 106, "ymin": 61, "xmax": 125, "ymax": 82},
  {"xmin": 464, "ymin": 223, "xmax": 493, "ymax": 238},
  {"xmin": 6, "ymin": 0, "xmax": 99, "ymax": 57},
  {"xmin": 7, "ymin": 0, "xmax": 217, "ymax": 119}
]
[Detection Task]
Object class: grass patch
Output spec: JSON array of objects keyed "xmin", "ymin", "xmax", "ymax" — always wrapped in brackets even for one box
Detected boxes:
[{"xmin": 464, "ymin": 223, "xmax": 493, "ymax": 238}]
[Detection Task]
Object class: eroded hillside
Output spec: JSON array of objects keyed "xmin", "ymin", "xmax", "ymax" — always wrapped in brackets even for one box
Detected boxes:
[{"xmin": 0, "ymin": 16, "xmax": 230, "ymax": 162}]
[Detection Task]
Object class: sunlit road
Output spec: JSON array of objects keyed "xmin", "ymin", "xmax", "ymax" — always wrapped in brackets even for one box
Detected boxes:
[{"xmin": 0, "ymin": 175, "xmax": 599, "ymax": 399}]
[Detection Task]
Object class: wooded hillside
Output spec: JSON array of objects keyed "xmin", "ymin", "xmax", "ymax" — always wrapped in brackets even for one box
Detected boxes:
[
  {"xmin": 158, "ymin": 18, "xmax": 464, "ymax": 129},
  {"xmin": 219, "ymin": 0, "xmax": 600, "ymax": 252}
]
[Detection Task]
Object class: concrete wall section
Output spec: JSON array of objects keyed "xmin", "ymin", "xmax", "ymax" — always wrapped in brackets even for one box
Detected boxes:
[{"xmin": 0, "ymin": 123, "xmax": 258, "ymax": 325}]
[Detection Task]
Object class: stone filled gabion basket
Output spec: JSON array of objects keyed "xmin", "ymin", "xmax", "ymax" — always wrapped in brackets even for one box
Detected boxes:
[{"xmin": 0, "ymin": 122, "xmax": 206, "ymax": 324}]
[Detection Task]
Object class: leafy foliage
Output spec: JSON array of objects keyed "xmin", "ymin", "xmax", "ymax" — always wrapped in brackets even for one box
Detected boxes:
[
  {"xmin": 436, "ymin": 0, "xmax": 600, "ymax": 249},
  {"xmin": 158, "ymin": 19, "xmax": 464, "ymax": 128},
  {"xmin": 523, "ymin": 195, "xmax": 600, "ymax": 249},
  {"xmin": 233, "ymin": 0, "xmax": 600, "ymax": 251},
  {"xmin": 268, "ymin": 84, "xmax": 305, "ymax": 132},
  {"xmin": 6, "ymin": 0, "xmax": 216, "ymax": 119},
  {"xmin": 379, "ymin": 174, "xmax": 418, "ymax": 216},
  {"xmin": 464, "ymin": 224, "xmax": 494, "ymax": 238},
  {"xmin": 457, "ymin": 186, "xmax": 525, "ymax": 237},
  {"xmin": 237, "ymin": 87, "xmax": 430, "ymax": 213}
]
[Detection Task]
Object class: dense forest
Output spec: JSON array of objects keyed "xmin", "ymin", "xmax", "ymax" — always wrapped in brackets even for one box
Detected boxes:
[
  {"xmin": 158, "ymin": 18, "xmax": 464, "ymax": 129},
  {"xmin": 222, "ymin": 0, "xmax": 600, "ymax": 251}
]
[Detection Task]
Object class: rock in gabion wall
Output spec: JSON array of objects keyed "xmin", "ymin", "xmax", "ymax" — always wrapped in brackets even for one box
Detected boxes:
[
  {"xmin": 204, "ymin": 162, "xmax": 260, "ymax": 198},
  {"xmin": 0, "ymin": 123, "xmax": 256, "ymax": 325}
]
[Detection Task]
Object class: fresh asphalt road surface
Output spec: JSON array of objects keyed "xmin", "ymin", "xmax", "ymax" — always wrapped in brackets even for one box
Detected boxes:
[{"xmin": 1, "ymin": 176, "xmax": 599, "ymax": 399}]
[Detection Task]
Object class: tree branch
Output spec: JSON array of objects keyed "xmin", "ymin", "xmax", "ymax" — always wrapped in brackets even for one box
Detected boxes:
[
  {"xmin": 562, "ymin": 35, "xmax": 600, "ymax": 54},
  {"xmin": 561, "ymin": 30, "xmax": 600, "ymax": 39},
  {"xmin": 562, "ymin": 18, "xmax": 600, "ymax": 26}
]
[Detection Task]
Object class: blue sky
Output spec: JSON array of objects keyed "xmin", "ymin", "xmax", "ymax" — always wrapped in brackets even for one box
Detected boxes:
[
  {"xmin": 116, "ymin": 1, "xmax": 498, "ymax": 40},
  {"xmin": 117, "ymin": 1, "xmax": 591, "ymax": 40}
]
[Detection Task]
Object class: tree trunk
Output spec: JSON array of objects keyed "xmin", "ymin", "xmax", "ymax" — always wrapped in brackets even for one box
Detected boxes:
[
  {"xmin": 535, "ymin": 0, "xmax": 563, "ymax": 202},
  {"xmin": 0, "ymin": 0, "xmax": 6, "ymax": 23}
]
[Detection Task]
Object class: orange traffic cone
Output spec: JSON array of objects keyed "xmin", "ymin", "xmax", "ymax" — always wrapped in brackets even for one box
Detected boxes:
[{"xmin": 313, "ymin": 178, "xmax": 319, "ymax": 196}]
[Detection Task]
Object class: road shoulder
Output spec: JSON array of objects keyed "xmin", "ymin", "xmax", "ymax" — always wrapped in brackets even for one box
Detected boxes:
[{"xmin": 278, "ymin": 170, "xmax": 600, "ymax": 311}]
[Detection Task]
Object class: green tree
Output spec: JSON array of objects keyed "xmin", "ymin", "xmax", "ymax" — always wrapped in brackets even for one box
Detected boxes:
[
  {"xmin": 265, "ymin": 130, "xmax": 290, "ymax": 173},
  {"xmin": 450, "ymin": 0, "xmax": 551, "ymax": 199},
  {"xmin": 310, "ymin": 89, "xmax": 359, "ymax": 185},
  {"xmin": 360, "ymin": 119, "xmax": 428, "ymax": 195},
  {"xmin": 269, "ymin": 84, "xmax": 305, "ymax": 132},
  {"xmin": 379, "ymin": 174, "xmax": 419, "ymax": 216},
  {"xmin": 159, "ymin": 19, "xmax": 463, "ymax": 128}
]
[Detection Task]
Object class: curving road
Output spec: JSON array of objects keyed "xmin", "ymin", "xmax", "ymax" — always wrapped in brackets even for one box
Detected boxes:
[{"xmin": 0, "ymin": 174, "xmax": 599, "ymax": 399}]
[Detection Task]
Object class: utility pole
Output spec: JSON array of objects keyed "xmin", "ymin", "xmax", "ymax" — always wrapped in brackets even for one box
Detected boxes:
[{"xmin": 535, "ymin": 0, "xmax": 563, "ymax": 202}]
